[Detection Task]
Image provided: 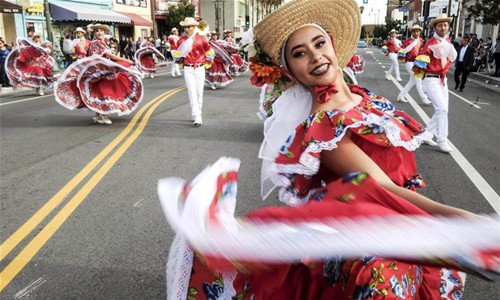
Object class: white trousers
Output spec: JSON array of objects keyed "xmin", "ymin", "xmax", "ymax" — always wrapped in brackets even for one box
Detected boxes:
[
  {"xmin": 184, "ymin": 66, "xmax": 205, "ymax": 119},
  {"xmin": 399, "ymin": 62, "xmax": 428, "ymax": 101},
  {"xmin": 422, "ymin": 77, "xmax": 449, "ymax": 143},
  {"xmin": 386, "ymin": 53, "xmax": 401, "ymax": 79},
  {"xmin": 171, "ymin": 62, "xmax": 181, "ymax": 76}
]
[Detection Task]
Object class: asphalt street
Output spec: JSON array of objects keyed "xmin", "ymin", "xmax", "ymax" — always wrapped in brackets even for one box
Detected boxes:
[{"xmin": 0, "ymin": 51, "xmax": 499, "ymax": 299}]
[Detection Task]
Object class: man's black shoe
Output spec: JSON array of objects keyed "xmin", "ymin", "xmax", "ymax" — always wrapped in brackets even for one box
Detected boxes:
[
  {"xmin": 459, "ymin": 88, "xmax": 463, "ymax": 92},
  {"xmin": 454, "ymin": 83, "xmax": 459, "ymax": 90}
]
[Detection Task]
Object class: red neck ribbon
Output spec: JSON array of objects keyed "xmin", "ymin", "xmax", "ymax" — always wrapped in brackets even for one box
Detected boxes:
[{"xmin": 314, "ymin": 83, "xmax": 339, "ymax": 104}]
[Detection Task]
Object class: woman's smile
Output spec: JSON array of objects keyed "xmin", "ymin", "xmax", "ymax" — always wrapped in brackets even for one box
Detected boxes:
[{"xmin": 310, "ymin": 63, "xmax": 330, "ymax": 76}]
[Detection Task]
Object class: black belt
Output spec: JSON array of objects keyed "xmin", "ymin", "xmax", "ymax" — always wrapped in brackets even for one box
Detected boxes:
[
  {"xmin": 425, "ymin": 74, "xmax": 440, "ymax": 78},
  {"xmin": 184, "ymin": 63, "xmax": 204, "ymax": 67}
]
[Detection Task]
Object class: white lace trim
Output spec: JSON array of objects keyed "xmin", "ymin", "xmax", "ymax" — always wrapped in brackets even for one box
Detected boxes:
[
  {"xmin": 166, "ymin": 234, "xmax": 194, "ymax": 300},
  {"xmin": 271, "ymin": 110, "xmax": 432, "ymax": 205},
  {"xmin": 221, "ymin": 270, "xmax": 237, "ymax": 299}
]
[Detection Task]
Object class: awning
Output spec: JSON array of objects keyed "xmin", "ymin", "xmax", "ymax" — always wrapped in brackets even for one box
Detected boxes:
[
  {"xmin": 50, "ymin": 1, "xmax": 131, "ymax": 24},
  {"xmin": 119, "ymin": 12, "xmax": 153, "ymax": 27},
  {"xmin": 0, "ymin": 0, "xmax": 22, "ymax": 13}
]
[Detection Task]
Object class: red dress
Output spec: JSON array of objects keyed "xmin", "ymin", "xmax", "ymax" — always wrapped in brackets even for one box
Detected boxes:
[
  {"xmin": 5, "ymin": 38, "xmax": 54, "ymax": 89},
  {"xmin": 205, "ymin": 40, "xmax": 233, "ymax": 87},
  {"xmin": 135, "ymin": 41, "xmax": 165, "ymax": 75},
  {"xmin": 162, "ymin": 86, "xmax": 490, "ymax": 299},
  {"xmin": 54, "ymin": 39, "xmax": 143, "ymax": 115}
]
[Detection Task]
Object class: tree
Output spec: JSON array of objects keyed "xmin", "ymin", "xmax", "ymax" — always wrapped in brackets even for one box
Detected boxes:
[
  {"xmin": 166, "ymin": 0, "xmax": 196, "ymax": 32},
  {"xmin": 360, "ymin": 26, "xmax": 366, "ymax": 39},
  {"xmin": 384, "ymin": 16, "xmax": 402, "ymax": 33},
  {"xmin": 466, "ymin": 0, "xmax": 500, "ymax": 25},
  {"xmin": 374, "ymin": 25, "xmax": 388, "ymax": 38}
]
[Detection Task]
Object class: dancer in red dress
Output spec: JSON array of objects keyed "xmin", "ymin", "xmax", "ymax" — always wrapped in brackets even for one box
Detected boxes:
[
  {"xmin": 205, "ymin": 31, "xmax": 233, "ymax": 89},
  {"xmin": 54, "ymin": 23, "xmax": 143, "ymax": 125},
  {"xmin": 223, "ymin": 29, "xmax": 249, "ymax": 76},
  {"xmin": 158, "ymin": 1, "xmax": 499, "ymax": 299},
  {"xmin": 5, "ymin": 33, "xmax": 55, "ymax": 95},
  {"xmin": 135, "ymin": 36, "xmax": 165, "ymax": 79}
]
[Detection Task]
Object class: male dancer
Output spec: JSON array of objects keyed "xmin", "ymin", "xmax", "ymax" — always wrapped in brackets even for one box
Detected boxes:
[
  {"xmin": 176, "ymin": 17, "xmax": 214, "ymax": 126},
  {"xmin": 73, "ymin": 27, "xmax": 91, "ymax": 60},
  {"xmin": 397, "ymin": 24, "xmax": 431, "ymax": 105},
  {"xmin": 420, "ymin": 14, "xmax": 457, "ymax": 153},
  {"xmin": 385, "ymin": 29, "xmax": 402, "ymax": 81},
  {"xmin": 168, "ymin": 28, "xmax": 182, "ymax": 77}
]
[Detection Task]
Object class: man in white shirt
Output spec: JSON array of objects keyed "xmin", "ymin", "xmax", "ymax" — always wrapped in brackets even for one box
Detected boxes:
[{"xmin": 454, "ymin": 36, "xmax": 474, "ymax": 92}]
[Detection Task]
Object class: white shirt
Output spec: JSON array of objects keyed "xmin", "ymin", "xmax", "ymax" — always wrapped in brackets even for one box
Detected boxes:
[{"xmin": 459, "ymin": 45, "xmax": 468, "ymax": 62}]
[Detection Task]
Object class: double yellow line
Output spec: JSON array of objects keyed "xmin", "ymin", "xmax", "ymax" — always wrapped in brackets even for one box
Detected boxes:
[{"xmin": 0, "ymin": 86, "xmax": 186, "ymax": 291}]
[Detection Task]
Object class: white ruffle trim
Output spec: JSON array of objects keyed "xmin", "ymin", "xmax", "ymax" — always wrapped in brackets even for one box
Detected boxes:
[
  {"xmin": 166, "ymin": 235, "xmax": 193, "ymax": 300},
  {"xmin": 270, "ymin": 111, "xmax": 432, "ymax": 206}
]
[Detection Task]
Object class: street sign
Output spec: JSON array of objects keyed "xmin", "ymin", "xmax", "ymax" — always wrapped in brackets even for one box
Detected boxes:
[
  {"xmin": 429, "ymin": 0, "xmax": 459, "ymax": 17},
  {"xmin": 399, "ymin": 7, "xmax": 411, "ymax": 12}
]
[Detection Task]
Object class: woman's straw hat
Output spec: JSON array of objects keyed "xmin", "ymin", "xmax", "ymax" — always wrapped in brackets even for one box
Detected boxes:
[
  {"xmin": 180, "ymin": 17, "xmax": 199, "ymax": 27},
  {"xmin": 410, "ymin": 24, "xmax": 423, "ymax": 32},
  {"xmin": 429, "ymin": 13, "xmax": 452, "ymax": 28},
  {"xmin": 253, "ymin": 0, "xmax": 361, "ymax": 68},
  {"xmin": 90, "ymin": 23, "xmax": 110, "ymax": 33},
  {"xmin": 74, "ymin": 27, "xmax": 86, "ymax": 34}
]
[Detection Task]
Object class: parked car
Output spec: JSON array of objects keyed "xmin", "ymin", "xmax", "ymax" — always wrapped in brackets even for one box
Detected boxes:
[{"xmin": 358, "ymin": 39, "xmax": 367, "ymax": 48}]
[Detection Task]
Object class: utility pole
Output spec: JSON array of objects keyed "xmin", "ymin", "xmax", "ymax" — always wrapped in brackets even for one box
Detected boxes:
[
  {"xmin": 43, "ymin": 0, "xmax": 53, "ymax": 42},
  {"xmin": 151, "ymin": 0, "xmax": 158, "ymax": 38}
]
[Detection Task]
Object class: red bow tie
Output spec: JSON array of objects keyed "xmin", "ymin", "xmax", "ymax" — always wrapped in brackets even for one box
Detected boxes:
[{"xmin": 314, "ymin": 83, "xmax": 339, "ymax": 104}]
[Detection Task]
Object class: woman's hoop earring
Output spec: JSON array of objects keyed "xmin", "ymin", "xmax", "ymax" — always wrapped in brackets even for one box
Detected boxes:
[{"xmin": 337, "ymin": 65, "xmax": 343, "ymax": 75}]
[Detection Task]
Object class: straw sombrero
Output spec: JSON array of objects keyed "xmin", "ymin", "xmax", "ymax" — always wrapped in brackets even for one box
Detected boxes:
[
  {"xmin": 410, "ymin": 24, "xmax": 423, "ymax": 32},
  {"xmin": 429, "ymin": 13, "xmax": 452, "ymax": 28},
  {"xmin": 389, "ymin": 29, "xmax": 398, "ymax": 34},
  {"xmin": 74, "ymin": 27, "xmax": 86, "ymax": 34},
  {"xmin": 90, "ymin": 23, "xmax": 110, "ymax": 33},
  {"xmin": 180, "ymin": 17, "xmax": 199, "ymax": 27},
  {"xmin": 253, "ymin": 0, "xmax": 360, "ymax": 68}
]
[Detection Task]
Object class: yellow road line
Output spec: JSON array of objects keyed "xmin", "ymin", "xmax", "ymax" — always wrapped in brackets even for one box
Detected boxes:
[
  {"xmin": 0, "ymin": 86, "xmax": 185, "ymax": 262},
  {"xmin": 0, "ymin": 86, "xmax": 186, "ymax": 291}
]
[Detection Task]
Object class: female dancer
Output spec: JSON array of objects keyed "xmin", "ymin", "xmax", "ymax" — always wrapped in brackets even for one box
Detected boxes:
[
  {"xmin": 135, "ymin": 36, "xmax": 165, "ymax": 79},
  {"xmin": 54, "ymin": 23, "xmax": 143, "ymax": 125},
  {"xmin": 159, "ymin": 1, "xmax": 498, "ymax": 299},
  {"xmin": 5, "ymin": 34, "xmax": 55, "ymax": 95},
  {"xmin": 205, "ymin": 31, "xmax": 233, "ymax": 89},
  {"xmin": 221, "ymin": 29, "xmax": 248, "ymax": 76}
]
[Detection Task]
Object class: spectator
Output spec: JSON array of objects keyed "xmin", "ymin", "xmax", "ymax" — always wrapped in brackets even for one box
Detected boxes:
[
  {"xmin": 454, "ymin": 36, "xmax": 475, "ymax": 92},
  {"xmin": 492, "ymin": 37, "xmax": 500, "ymax": 77},
  {"xmin": 0, "ymin": 39, "xmax": 11, "ymax": 89},
  {"xmin": 469, "ymin": 33, "xmax": 479, "ymax": 50}
]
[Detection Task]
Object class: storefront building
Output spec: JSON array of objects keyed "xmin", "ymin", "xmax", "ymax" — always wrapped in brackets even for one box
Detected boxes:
[
  {"xmin": 0, "ymin": 0, "xmax": 24, "ymax": 46},
  {"xmin": 113, "ymin": 0, "xmax": 153, "ymax": 41}
]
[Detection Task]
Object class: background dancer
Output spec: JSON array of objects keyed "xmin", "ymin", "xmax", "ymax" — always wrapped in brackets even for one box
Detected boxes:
[
  {"xmin": 54, "ymin": 23, "xmax": 143, "ymax": 125},
  {"xmin": 173, "ymin": 17, "xmax": 214, "ymax": 127},
  {"xmin": 385, "ymin": 29, "xmax": 402, "ymax": 81},
  {"xmin": 135, "ymin": 36, "xmax": 165, "ymax": 79},
  {"xmin": 205, "ymin": 31, "xmax": 233, "ymax": 90},
  {"xmin": 397, "ymin": 24, "xmax": 431, "ymax": 105},
  {"xmin": 417, "ymin": 14, "xmax": 457, "ymax": 153},
  {"xmin": 5, "ymin": 36, "xmax": 55, "ymax": 95},
  {"xmin": 73, "ymin": 27, "xmax": 91, "ymax": 60},
  {"xmin": 168, "ymin": 28, "xmax": 182, "ymax": 77}
]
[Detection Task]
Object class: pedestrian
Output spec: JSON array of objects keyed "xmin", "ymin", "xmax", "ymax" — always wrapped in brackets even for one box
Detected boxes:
[
  {"xmin": 492, "ymin": 37, "xmax": 500, "ymax": 77},
  {"xmin": 469, "ymin": 33, "xmax": 479, "ymax": 50},
  {"xmin": 54, "ymin": 23, "xmax": 142, "ymax": 125},
  {"xmin": 63, "ymin": 34, "xmax": 76, "ymax": 66},
  {"xmin": 397, "ymin": 24, "xmax": 431, "ymax": 105},
  {"xmin": 173, "ymin": 17, "xmax": 214, "ymax": 126},
  {"xmin": 4, "ymin": 34, "xmax": 55, "ymax": 95},
  {"xmin": 168, "ymin": 28, "xmax": 181, "ymax": 77},
  {"xmin": 454, "ymin": 36, "xmax": 474, "ymax": 92},
  {"xmin": 129, "ymin": 37, "xmax": 137, "ymax": 60},
  {"xmin": 135, "ymin": 36, "xmax": 165, "ymax": 78},
  {"xmin": 159, "ymin": 1, "xmax": 498, "ymax": 299},
  {"xmin": 418, "ymin": 13, "xmax": 457, "ymax": 153},
  {"xmin": 384, "ymin": 28, "xmax": 402, "ymax": 81},
  {"xmin": 0, "ymin": 39, "xmax": 11, "ymax": 90},
  {"xmin": 73, "ymin": 27, "xmax": 91, "ymax": 60}
]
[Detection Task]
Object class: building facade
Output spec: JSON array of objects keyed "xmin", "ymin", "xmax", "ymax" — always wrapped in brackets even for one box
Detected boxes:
[{"xmin": 113, "ymin": 0, "xmax": 153, "ymax": 40}]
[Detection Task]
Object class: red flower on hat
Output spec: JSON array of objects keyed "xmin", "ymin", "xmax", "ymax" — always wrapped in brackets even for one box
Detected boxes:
[{"xmin": 249, "ymin": 60, "xmax": 282, "ymax": 87}]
